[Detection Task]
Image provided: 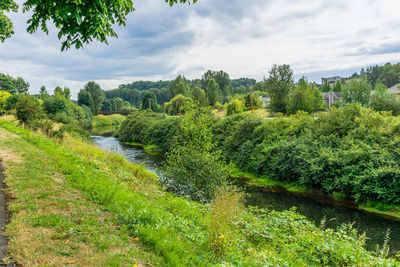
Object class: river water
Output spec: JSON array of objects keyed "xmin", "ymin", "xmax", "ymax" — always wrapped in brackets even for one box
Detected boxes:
[{"xmin": 92, "ymin": 134, "xmax": 400, "ymax": 254}]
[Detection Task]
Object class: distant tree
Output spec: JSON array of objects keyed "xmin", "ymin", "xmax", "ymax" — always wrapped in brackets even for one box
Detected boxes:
[
  {"xmin": 321, "ymin": 81, "xmax": 331, "ymax": 92},
  {"xmin": 13, "ymin": 77, "xmax": 29, "ymax": 94},
  {"xmin": 380, "ymin": 69, "xmax": 399, "ymax": 88},
  {"xmin": 201, "ymin": 70, "xmax": 215, "ymax": 89},
  {"xmin": 206, "ymin": 78, "xmax": 221, "ymax": 106},
  {"xmin": 101, "ymin": 99, "xmax": 113, "ymax": 111},
  {"xmin": 214, "ymin": 71, "xmax": 230, "ymax": 93},
  {"xmin": 265, "ymin": 64, "xmax": 294, "ymax": 113},
  {"xmin": 63, "ymin": 87, "xmax": 71, "ymax": 100},
  {"xmin": 253, "ymin": 81, "xmax": 266, "ymax": 92},
  {"xmin": 191, "ymin": 86, "xmax": 202, "ymax": 103},
  {"xmin": 226, "ymin": 99, "xmax": 244, "ymax": 116},
  {"xmin": 54, "ymin": 87, "xmax": 64, "ymax": 97},
  {"xmin": 0, "ymin": 73, "xmax": 16, "ymax": 93},
  {"xmin": 77, "ymin": 90, "xmax": 95, "ymax": 113},
  {"xmin": 287, "ymin": 79, "xmax": 314, "ymax": 114},
  {"xmin": 39, "ymin": 86, "xmax": 49, "ymax": 99},
  {"xmin": 366, "ymin": 65, "xmax": 382, "ymax": 88},
  {"xmin": 164, "ymin": 94, "xmax": 194, "ymax": 115},
  {"xmin": 113, "ymin": 97, "xmax": 124, "ymax": 110},
  {"xmin": 370, "ymin": 83, "xmax": 400, "ymax": 115},
  {"xmin": 199, "ymin": 89, "xmax": 209, "ymax": 107},
  {"xmin": 42, "ymin": 96, "xmax": 69, "ymax": 115},
  {"xmin": 333, "ymin": 81, "xmax": 342, "ymax": 92},
  {"xmin": 142, "ymin": 92, "xmax": 157, "ymax": 111},
  {"xmin": 169, "ymin": 76, "xmax": 188, "ymax": 97},
  {"xmin": 83, "ymin": 81, "xmax": 104, "ymax": 113},
  {"xmin": 15, "ymin": 95, "xmax": 40, "ymax": 125},
  {"xmin": 201, "ymin": 70, "xmax": 231, "ymax": 100},
  {"xmin": 342, "ymin": 77, "xmax": 371, "ymax": 106}
]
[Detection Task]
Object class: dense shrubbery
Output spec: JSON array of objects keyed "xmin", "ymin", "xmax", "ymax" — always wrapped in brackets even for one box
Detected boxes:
[
  {"xmin": 118, "ymin": 105, "xmax": 400, "ymax": 207},
  {"xmin": 218, "ymin": 104, "xmax": 400, "ymax": 205}
]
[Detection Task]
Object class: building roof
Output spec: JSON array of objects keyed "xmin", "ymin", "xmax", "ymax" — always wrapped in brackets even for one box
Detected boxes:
[{"xmin": 388, "ymin": 83, "xmax": 400, "ymax": 94}]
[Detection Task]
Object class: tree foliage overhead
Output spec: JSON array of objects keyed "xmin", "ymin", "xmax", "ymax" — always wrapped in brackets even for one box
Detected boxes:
[{"xmin": 1, "ymin": 0, "xmax": 197, "ymax": 50}]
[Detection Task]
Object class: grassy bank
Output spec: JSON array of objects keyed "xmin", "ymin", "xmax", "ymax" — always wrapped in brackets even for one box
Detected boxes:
[
  {"xmin": 92, "ymin": 114, "xmax": 125, "ymax": 128},
  {"xmin": 124, "ymin": 141, "xmax": 163, "ymax": 155},
  {"xmin": 0, "ymin": 120, "xmax": 398, "ymax": 266},
  {"xmin": 0, "ymin": 122, "xmax": 163, "ymax": 266}
]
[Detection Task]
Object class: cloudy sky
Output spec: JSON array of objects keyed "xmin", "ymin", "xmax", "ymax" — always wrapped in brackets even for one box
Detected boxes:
[{"xmin": 2, "ymin": 0, "xmax": 400, "ymax": 98}]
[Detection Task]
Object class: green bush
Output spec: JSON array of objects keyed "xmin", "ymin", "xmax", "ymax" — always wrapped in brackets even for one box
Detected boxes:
[{"xmin": 226, "ymin": 99, "xmax": 244, "ymax": 116}]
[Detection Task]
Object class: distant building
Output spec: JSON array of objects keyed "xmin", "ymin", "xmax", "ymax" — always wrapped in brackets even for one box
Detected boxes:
[
  {"xmin": 321, "ymin": 76, "xmax": 342, "ymax": 85},
  {"xmin": 322, "ymin": 92, "xmax": 341, "ymax": 109},
  {"xmin": 387, "ymin": 83, "xmax": 400, "ymax": 98}
]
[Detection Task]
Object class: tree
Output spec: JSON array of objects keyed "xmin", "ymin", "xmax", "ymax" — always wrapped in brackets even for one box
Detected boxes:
[
  {"xmin": 39, "ymin": 85, "xmax": 49, "ymax": 99},
  {"xmin": 1, "ymin": 0, "xmax": 197, "ymax": 50},
  {"xmin": 13, "ymin": 77, "xmax": 29, "ymax": 94},
  {"xmin": 113, "ymin": 97, "xmax": 124, "ymax": 111},
  {"xmin": 42, "ymin": 96, "xmax": 69, "ymax": 115},
  {"xmin": 15, "ymin": 95, "xmax": 40, "ymax": 125},
  {"xmin": 191, "ymin": 86, "xmax": 202, "ymax": 102},
  {"xmin": 206, "ymin": 78, "xmax": 221, "ymax": 106},
  {"xmin": 265, "ymin": 64, "xmax": 294, "ymax": 113},
  {"xmin": 370, "ymin": 83, "xmax": 400, "ymax": 115},
  {"xmin": 0, "ymin": 91, "xmax": 11, "ymax": 114},
  {"xmin": 164, "ymin": 94, "xmax": 194, "ymax": 115},
  {"xmin": 0, "ymin": 73, "xmax": 16, "ymax": 93},
  {"xmin": 342, "ymin": 77, "xmax": 371, "ymax": 106},
  {"xmin": 333, "ymin": 81, "xmax": 342, "ymax": 92},
  {"xmin": 63, "ymin": 87, "xmax": 71, "ymax": 100},
  {"xmin": 141, "ymin": 92, "xmax": 157, "ymax": 111},
  {"xmin": 169, "ymin": 76, "xmax": 188, "ymax": 98},
  {"xmin": 201, "ymin": 70, "xmax": 231, "ymax": 100},
  {"xmin": 199, "ymin": 89, "xmax": 209, "ymax": 107},
  {"xmin": 163, "ymin": 110, "xmax": 228, "ymax": 202},
  {"xmin": 101, "ymin": 99, "xmax": 113, "ymax": 111},
  {"xmin": 321, "ymin": 82, "xmax": 331, "ymax": 92},
  {"xmin": 226, "ymin": 99, "xmax": 243, "ymax": 116},
  {"xmin": 77, "ymin": 90, "xmax": 95, "ymax": 113},
  {"xmin": 83, "ymin": 81, "xmax": 104, "ymax": 113},
  {"xmin": 54, "ymin": 86, "xmax": 64, "ymax": 97}
]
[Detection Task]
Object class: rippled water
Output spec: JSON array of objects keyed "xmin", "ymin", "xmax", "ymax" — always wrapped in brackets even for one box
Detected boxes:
[{"xmin": 92, "ymin": 134, "xmax": 400, "ymax": 254}]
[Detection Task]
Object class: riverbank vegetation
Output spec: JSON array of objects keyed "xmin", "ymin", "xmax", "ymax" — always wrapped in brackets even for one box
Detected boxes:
[
  {"xmin": 92, "ymin": 114, "xmax": 125, "ymax": 128},
  {"xmin": 117, "ymin": 104, "xmax": 400, "ymax": 217},
  {"xmin": 0, "ymin": 119, "xmax": 397, "ymax": 265}
]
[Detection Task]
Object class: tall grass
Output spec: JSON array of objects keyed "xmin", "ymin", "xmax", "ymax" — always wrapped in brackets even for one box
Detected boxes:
[{"xmin": 0, "ymin": 120, "xmax": 398, "ymax": 266}]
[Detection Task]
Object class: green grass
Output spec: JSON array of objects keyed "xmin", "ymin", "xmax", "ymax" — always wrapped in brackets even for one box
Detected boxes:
[
  {"xmin": 0, "ymin": 125, "xmax": 164, "ymax": 266},
  {"xmin": 229, "ymin": 166, "xmax": 310, "ymax": 193},
  {"xmin": 92, "ymin": 114, "xmax": 125, "ymax": 128},
  {"xmin": 0, "ymin": 120, "xmax": 398, "ymax": 266},
  {"xmin": 125, "ymin": 141, "xmax": 163, "ymax": 155}
]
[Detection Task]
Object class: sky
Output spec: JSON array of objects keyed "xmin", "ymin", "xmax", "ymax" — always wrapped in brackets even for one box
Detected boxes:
[{"xmin": 2, "ymin": 0, "xmax": 400, "ymax": 99}]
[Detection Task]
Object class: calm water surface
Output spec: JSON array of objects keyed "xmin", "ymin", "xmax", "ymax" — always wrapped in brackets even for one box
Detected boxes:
[{"xmin": 92, "ymin": 134, "xmax": 400, "ymax": 254}]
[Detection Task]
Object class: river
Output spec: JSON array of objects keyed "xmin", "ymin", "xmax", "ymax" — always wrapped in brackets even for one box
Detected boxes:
[{"xmin": 92, "ymin": 134, "xmax": 400, "ymax": 254}]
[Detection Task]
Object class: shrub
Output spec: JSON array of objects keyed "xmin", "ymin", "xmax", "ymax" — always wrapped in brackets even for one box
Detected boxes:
[
  {"xmin": 226, "ymin": 99, "xmax": 243, "ymax": 116},
  {"xmin": 15, "ymin": 95, "xmax": 41, "ymax": 125}
]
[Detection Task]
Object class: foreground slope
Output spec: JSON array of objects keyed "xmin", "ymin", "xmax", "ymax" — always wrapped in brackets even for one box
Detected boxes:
[{"xmin": 0, "ymin": 119, "xmax": 398, "ymax": 266}]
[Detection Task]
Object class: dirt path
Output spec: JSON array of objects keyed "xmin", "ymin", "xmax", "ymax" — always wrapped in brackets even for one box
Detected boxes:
[{"xmin": 0, "ymin": 159, "xmax": 11, "ymax": 266}]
